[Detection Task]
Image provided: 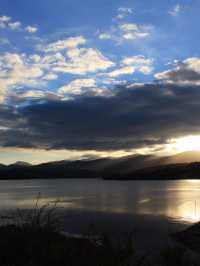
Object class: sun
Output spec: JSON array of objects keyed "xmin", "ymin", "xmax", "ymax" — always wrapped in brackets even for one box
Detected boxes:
[{"xmin": 174, "ymin": 135, "xmax": 200, "ymax": 152}]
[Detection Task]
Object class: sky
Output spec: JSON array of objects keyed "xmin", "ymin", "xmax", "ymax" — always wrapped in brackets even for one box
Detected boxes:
[{"xmin": 1, "ymin": 0, "xmax": 200, "ymax": 164}]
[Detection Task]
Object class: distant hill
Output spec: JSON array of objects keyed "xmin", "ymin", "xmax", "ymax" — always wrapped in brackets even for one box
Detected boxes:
[
  {"xmin": 9, "ymin": 161, "xmax": 32, "ymax": 168},
  {"xmin": 109, "ymin": 162, "xmax": 200, "ymax": 180},
  {"xmin": 159, "ymin": 151, "xmax": 200, "ymax": 164},
  {"xmin": 1, "ymin": 151, "xmax": 200, "ymax": 180},
  {"xmin": 87, "ymin": 151, "xmax": 200, "ymax": 176}
]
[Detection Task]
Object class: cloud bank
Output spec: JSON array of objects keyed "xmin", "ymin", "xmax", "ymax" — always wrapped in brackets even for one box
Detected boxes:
[{"xmin": 1, "ymin": 82, "xmax": 200, "ymax": 153}]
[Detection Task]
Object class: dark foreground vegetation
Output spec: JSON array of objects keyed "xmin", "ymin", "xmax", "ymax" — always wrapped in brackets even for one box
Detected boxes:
[{"xmin": 0, "ymin": 201, "xmax": 200, "ymax": 266}]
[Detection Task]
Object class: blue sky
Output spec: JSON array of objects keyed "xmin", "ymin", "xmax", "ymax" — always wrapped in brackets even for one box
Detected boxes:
[{"xmin": 1, "ymin": 0, "xmax": 200, "ymax": 163}]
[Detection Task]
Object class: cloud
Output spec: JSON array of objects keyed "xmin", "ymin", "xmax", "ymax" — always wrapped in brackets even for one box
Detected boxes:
[
  {"xmin": 58, "ymin": 79, "xmax": 113, "ymax": 97},
  {"xmin": 120, "ymin": 23, "xmax": 151, "ymax": 40},
  {"xmin": 58, "ymin": 79, "xmax": 96, "ymax": 95},
  {"xmin": 98, "ymin": 33, "xmax": 112, "ymax": 40},
  {"xmin": 0, "ymin": 49, "xmax": 114, "ymax": 103},
  {"xmin": 0, "ymin": 37, "xmax": 115, "ymax": 102},
  {"xmin": 0, "ymin": 17, "xmax": 21, "ymax": 30},
  {"xmin": 106, "ymin": 55, "xmax": 154, "ymax": 78},
  {"xmin": 0, "ymin": 15, "xmax": 39, "ymax": 33},
  {"xmin": 16, "ymin": 90, "xmax": 46, "ymax": 99},
  {"xmin": 107, "ymin": 66, "xmax": 135, "ymax": 77},
  {"xmin": 116, "ymin": 7, "xmax": 133, "ymax": 19},
  {"xmin": 122, "ymin": 55, "xmax": 154, "ymax": 74},
  {"xmin": 38, "ymin": 37, "xmax": 114, "ymax": 75},
  {"xmin": 43, "ymin": 73, "xmax": 58, "ymax": 80},
  {"xmin": 155, "ymin": 57, "xmax": 200, "ymax": 85},
  {"xmin": 6, "ymin": 93, "xmax": 62, "ymax": 111},
  {"xmin": 139, "ymin": 66, "xmax": 153, "ymax": 74},
  {"xmin": 120, "ymin": 24, "xmax": 138, "ymax": 31},
  {"xmin": 8, "ymin": 21, "xmax": 22, "ymax": 30},
  {"xmin": 122, "ymin": 55, "xmax": 153, "ymax": 66},
  {"xmin": 98, "ymin": 21, "xmax": 153, "ymax": 43},
  {"xmin": 169, "ymin": 4, "xmax": 182, "ymax": 16},
  {"xmin": 54, "ymin": 47, "xmax": 115, "ymax": 74},
  {"xmin": 25, "ymin": 26, "xmax": 38, "ymax": 33},
  {"xmin": 0, "ymin": 53, "xmax": 44, "ymax": 102},
  {"xmin": 2, "ymin": 83, "xmax": 200, "ymax": 152},
  {"xmin": 41, "ymin": 52, "xmax": 65, "ymax": 66},
  {"xmin": 29, "ymin": 54, "xmax": 41, "ymax": 63},
  {"xmin": 0, "ymin": 16, "xmax": 11, "ymax": 22},
  {"xmin": 44, "ymin": 36, "xmax": 86, "ymax": 52}
]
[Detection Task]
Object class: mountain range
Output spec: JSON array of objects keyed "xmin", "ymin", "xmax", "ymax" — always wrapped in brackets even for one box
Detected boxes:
[{"xmin": 2, "ymin": 151, "xmax": 200, "ymax": 180}]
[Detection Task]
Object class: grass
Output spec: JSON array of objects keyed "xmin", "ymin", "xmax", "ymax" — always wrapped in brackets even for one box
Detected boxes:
[{"xmin": 0, "ymin": 199, "xmax": 199, "ymax": 266}]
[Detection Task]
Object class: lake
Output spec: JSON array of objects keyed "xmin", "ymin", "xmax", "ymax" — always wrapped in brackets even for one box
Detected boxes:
[
  {"xmin": 1, "ymin": 178, "xmax": 200, "ymax": 249},
  {"xmin": 0, "ymin": 178, "xmax": 200, "ymax": 223}
]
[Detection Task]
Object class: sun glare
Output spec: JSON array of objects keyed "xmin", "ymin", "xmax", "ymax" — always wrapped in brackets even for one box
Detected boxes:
[{"xmin": 173, "ymin": 135, "xmax": 200, "ymax": 152}]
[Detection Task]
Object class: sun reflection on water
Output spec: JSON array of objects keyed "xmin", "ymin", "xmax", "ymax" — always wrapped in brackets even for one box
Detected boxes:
[
  {"xmin": 172, "ymin": 200, "xmax": 200, "ymax": 223},
  {"xmin": 136, "ymin": 180, "xmax": 200, "ymax": 223}
]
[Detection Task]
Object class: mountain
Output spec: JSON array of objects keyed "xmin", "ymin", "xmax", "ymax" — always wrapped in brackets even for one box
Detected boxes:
[
  {"xmin": 9, "ymin": 161, "xmax": 32, "ymax": 168},
  {"xmin": 115, "ymin": 162, "xmax": 200, "ymax": 180},
  {"xmin": 159, "ymin": 151, "xmax": 200, "ymax": 164},
  {"xmin": 90, "ymin": 151, "xmax": 200, "ymax": 176},
  {"xmin": 1, "ymin": 151, "xmax": 200, "ymax": 180},
  {"xmin": 101, "ymin": 151, "xmax": 200, "ymax": 179}
]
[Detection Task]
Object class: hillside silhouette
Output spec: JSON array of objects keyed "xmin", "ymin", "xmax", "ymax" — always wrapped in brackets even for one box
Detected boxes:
[{"xmin": 1, "ymin": 151, "xmax": 200, "ymax": 179}]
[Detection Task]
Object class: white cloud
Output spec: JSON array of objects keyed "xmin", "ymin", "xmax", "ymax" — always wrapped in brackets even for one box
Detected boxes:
[
  {"xmin": 184, "ymin": 57, "xmax": 200, "ymax": 72},
  {"xmin": 122, "ymin": 55, "xmax": 152, "ymax": 66},
  {"xmin": 101, "ymin": 78, "xmax": 127, "ymax": 86},
  {"xmin": 0, "ymin": 33, "xmax": 116, "ymax": 102},
  {"xmin": 122, "ymin": 55, "xmax": 153, "ymax": 74},
  {"xmin": 0, "ymin": 53, "xmax": 45, "ymax": 102},
  {"xmin": 43, "ymin": 73, "xmax": 58, "ymax": 80},
  {"xmin": 58, "ymin": 79, "xmax": 96, "ymax": 95},
  {"xmin": 0, "ymin": 16, "xmax": 11, "ymax": 22},
  {"xmin": 120, "ymin": 23, "xmax": 138, "ymax": 31},
  {"xmin": 99, "ymin": 33, "xmax": 112, "ymax": 40},
  {"xmin": 29, "ymin": 54, "xmax": 41, "ymax": 63},
  {"xmin": 54, "ymin": 47, "xmax": 115, "ymax": 75},
  {"xmin": 107, "ymin": 66, "xmax": 135, "ymax": 77},
  {"xmin": 58, "ymin": 79, "xmax": 113, "ymax": 98},
  {"xmin": 169, "ymin": 4, "xmax": 181, "ymax": 16},
  {"xmin": 39, "ymin": 36, "xmax": 114, "ymax": 75},
  {"xmin": 120, "ymin": 23, "xmax": 151, "ymax": 40},
  {"xmin": 99, "ymin": 21, "xmax": 153, "ymax": 44},
  {"xmin": 44, "ymin": 36, "xmax": 86, "ymax": 52},
  {"xmin": 8, "ymin": 21, "xmax": 21, "ymax": 30},
  {"xmin": 116, "ymin": 7, "xmax": 133, "ymax": 19},
  {"xmin": 17, "ymin": 90, "xmax": 46, "ymax": 99},
  {"xmin": 139, "ymin": 66, "xmax": 153, "ymax": 74},
  {"xmin": 0, "ymin": 15, "xmax": 38, "ymax": 33},
  {"xmin": 25, "ymin": 26, "xmax": 38, "ymax": 33},
  {"xmin": 123, "ymin": 32, "xmax": 149, "ymax": 40},
  {"xmin": 41, "ymin": 52, "xmax": 65, "ymax": 65},
  {"xmin": 103, "ymin": 55, "xmax": 153, "ymax": 78}
]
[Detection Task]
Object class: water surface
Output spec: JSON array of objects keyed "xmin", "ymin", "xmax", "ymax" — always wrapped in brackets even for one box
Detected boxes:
[{"xmin": 0, "ymin": 178, "xmax": 200, "ymax": 224}]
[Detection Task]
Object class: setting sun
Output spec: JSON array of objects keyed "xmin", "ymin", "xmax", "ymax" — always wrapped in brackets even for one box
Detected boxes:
[{"xmin": 174, "ymin": 135, "xmax": 200, "ymax": 152}]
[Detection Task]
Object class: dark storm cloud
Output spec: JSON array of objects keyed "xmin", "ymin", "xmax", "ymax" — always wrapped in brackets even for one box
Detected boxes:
[
  {"xmin": 155, "ymin": 61, "xmax": 200, "ymax": 84},
  {"xmin": 1, "ymin": 83, "xmax": 200, "ymax": 151}
]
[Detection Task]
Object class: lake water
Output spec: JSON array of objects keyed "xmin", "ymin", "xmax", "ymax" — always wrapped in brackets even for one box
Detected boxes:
[
  {"xmin": 0, "ymin": 178, "xmax": 200, "ymax": 224},
  {"xmin": 1, "ymin": 178, "xmax": 199, "ymax": 249}
]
